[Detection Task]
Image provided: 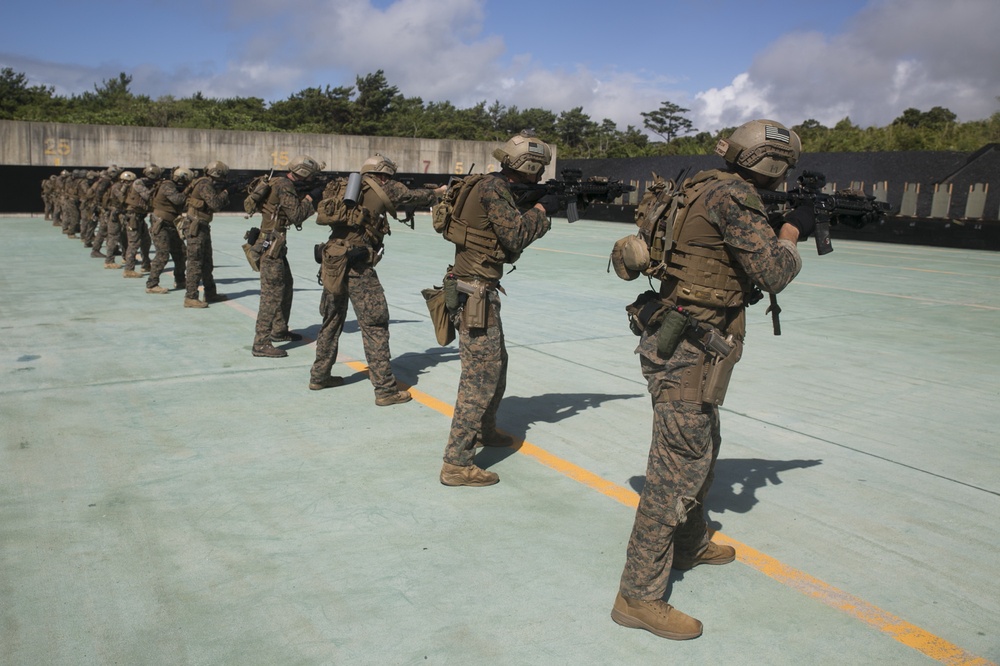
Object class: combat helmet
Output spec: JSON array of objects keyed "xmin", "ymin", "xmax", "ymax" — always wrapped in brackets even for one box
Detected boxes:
[
  {"xmin": 493, "ymin": 130, "xmax": 552, "ymax": 177},
  {"xmin": 172, "ymin": 167, "xmax": 194, "ymax": 184},
  {"xmin": 204, "ymin": 160, "xmax": 229, "ymax": 179},
  {"xmin": 714, "ymin": 119, "xmax": 800, "ymax": 183},
  {"xmin": 361, "ymin": 154, "xmax": 397, "ymax": 176},
  {"xmin": 119, "ymin": 171, "xmax": 137, "ymax": 181},
  {"xmin": 106, "ymin": 165, "xmax": 122, "ymax": 178},
  {"xmin": 143, "ymin": 163, "xmax": 163, "ymax": 179},
  {"xmin": 288, "ymin": 155, "xmax": 325, "ymax": 179}
]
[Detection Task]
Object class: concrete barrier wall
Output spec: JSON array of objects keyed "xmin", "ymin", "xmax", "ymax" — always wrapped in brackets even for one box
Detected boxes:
[{"xmin": 0, "ymin": 120, "xmax": 557, "ymax": 176}]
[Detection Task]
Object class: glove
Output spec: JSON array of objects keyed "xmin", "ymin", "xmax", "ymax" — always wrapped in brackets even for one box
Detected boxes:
[
  {"xmin": 783, "ymin": 203, "xmax": 816, "ymax": 240},
  {"xmin": 308, "ymin": 185, "xmax": 326, "ymax": 205},
  {"xmin": 538, "ymin": 193, "xmax": 561, "ymax": 216}
]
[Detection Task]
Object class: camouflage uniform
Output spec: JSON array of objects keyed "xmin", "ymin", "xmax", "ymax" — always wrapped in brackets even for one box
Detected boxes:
[
  {"xmin": 147, "ymin": 179, "xmax": 189, "ymax": 290},
  {"xmin": 60, "ymin": 172, "xmax": 83, "ymax": 237},
  {"xmin": 103, "ymin": 179, "xmax": 130, "ymax": 268},
  {"xmin": 442, "ymin": 173, "xmax": 550, "ymax": 466},
  {"xmin": 183, "ymin": 176, "xmax": 229, "ymax": 303},
  {"xmin": 86, "ymin": 172, "xmax": 115, "ymax": 256},
  {"xmin": 41, "ymin": 176, "xmax": 56, "ymax": 221},
  {"xmin": 79, "ymin": 173, "xmax": 100, "ymax": 247},
  {"xmin": 251, "ymin": 176, "xmax": 315, "ymax": 348},
  {"xmin": 619, "ymin": 171, "xmax": 801, "ymax": 601},
  {"xmin": 310, "ymin": 178, "xmax": 437, "ymax": 398},
  {"xmin": 122, "ymin": 176, "xmax": 155, "ymax": 273}
]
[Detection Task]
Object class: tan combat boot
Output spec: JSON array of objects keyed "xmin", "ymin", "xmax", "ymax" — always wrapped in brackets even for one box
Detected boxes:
[
  {"xmin": 672, "ymin": 542, "xmax": 736, "ymax": 571},
  {"xmin": 122, "ymin": 270, "xmax": 144, "ymax": 278},
  {"xmin": 610, "ymin": 593, "xmax": 703, "ymax": 640},
  {"xmin": 375, "ymin": 390, "xmax": 412, "ymax": 406},
  {"xmin": 309, "ymin": 376, "xmax": 344, "ymax": 391},
  {"xmin": 104, "ymin": 262, "xmax": 121, "ymax": 269},
  {"xmin": 146, "ymin": 286, "xmax": 169, "ymax": 294},
  {"xmin": 440, "ymin": 462, "xmax": 499, "ymax": 487},
  {"xmin": 183, "ymin": 298, "xmax": 208, "ymax": 309},
  {"xmin": 252, "ymin": 344, "xmax": 288, "ymax": 358},
  {"xmin": 479, "ymin": 432, "xmax": 515, "ymax": 448}
]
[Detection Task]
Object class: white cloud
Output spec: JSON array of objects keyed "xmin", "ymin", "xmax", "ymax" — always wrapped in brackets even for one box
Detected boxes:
[{"xmin": 690, "ymin": 0, "xmax": 1000, "ymax": 131}]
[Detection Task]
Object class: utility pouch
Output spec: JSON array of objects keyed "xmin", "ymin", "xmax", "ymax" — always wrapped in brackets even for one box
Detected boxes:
[
  {"xmin": 443, "ymin": 275, "xmax": 460, "ymax": 311},
  {"xmin": 625, "ymin": 290, "xmax": 668, "ymax": 336},
  {"xmin": 703, "ymin": 337, "xmax": 743, "ymax": 406},
  {"xmin": 150, "ymin": 215, "xmax": 164, "ymax": 235},
  {"xmin": 321, "ymin": 239, "xmax": 350, "ymax": 297},
  {"xmin": 457, "ymin": 280, "xmax": 487, "ymax": 329},
  {"xmin": 422, "ymin": 286, "xmax": 455, "ymax": 346},
  {"xmin": 656, "ymin": 309, "xmax": 689, "ymax": 358},
  {"xmin": 187, "ymin": 217, "xmax": 202, "ymax": 238}
]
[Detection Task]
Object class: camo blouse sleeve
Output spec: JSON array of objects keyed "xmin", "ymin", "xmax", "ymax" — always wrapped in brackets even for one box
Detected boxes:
[
  {"xmin": 480, "ymin": 176, "xmax": 551, "ymax": 253},
  {"xmin": 383, "ymin": 179, "xmax": 438, "ymax": 208},
  {"xmin": 708, "ymin": 179, "xmax": 801, "ymax": 294}
]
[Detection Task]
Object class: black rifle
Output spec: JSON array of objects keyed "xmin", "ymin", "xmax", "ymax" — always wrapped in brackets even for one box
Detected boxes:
[
  {"xmin": 510, "ymin": 168, "xmax": 636, "ymax": 222},
  {"xmin": 758, "ymin": 170, "xmax": 891, "ymax": 255}
]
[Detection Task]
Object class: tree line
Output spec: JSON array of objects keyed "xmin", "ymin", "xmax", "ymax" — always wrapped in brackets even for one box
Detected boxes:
[{"xmin": 2, "ymin": 67, "xmax": 999, "ymax": 159}]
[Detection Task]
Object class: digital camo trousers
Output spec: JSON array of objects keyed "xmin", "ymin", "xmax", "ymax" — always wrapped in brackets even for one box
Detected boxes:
[
  {"xmin": 254, "ymin": 252, "xmax": 293, "ymax": 347},
  {"xmin": 184, "ymin": 226, "xmax": 216, "ymax": 300},
  {"xmin": 310, "ymin": 266, "xmax": 396, "ymax": 397},
  {"xmin": 619, "ymin": 331, "xmax": 720, "ymax": 601},
  {"xmin": 122, "ymin": 213, "xmax": 151, "ymax": 271},
  {"xmin": 103, "ymin": 211, "xmax": 123, "ymax": 264},
  {"xmin": 443, "ymin": 297, "xmax": 507, "ymax": 467},
  {"xmin": 147, "ymin": 217, "xmax": 186, "ymax": 288}
]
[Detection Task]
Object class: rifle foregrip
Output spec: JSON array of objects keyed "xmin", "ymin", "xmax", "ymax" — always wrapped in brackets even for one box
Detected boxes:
[{"xmin": 814, "ymin": 221, "xmax": 833, "ymax": 255}]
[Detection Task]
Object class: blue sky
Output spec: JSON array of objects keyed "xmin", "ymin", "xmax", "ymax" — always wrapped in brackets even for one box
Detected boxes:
[{"xmin": 2, "ymin": 0, "xmax": 997, "ymax": 134}]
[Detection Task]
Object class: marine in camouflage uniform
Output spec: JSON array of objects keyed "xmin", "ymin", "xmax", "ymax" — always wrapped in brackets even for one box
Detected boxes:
[
  {"xmin": 250, "ymin": 156, "xmax": 320, "ymax": 357},
  {"xmin": 86, "ymin": 167, "xmax": 118, "ymax": 258},
  {"xmin": 60, "ymin": 170, "xmax": 84, "ymax": 238},
  {"xmin": 103, "ymin": 172, "xmax": 134, "ymax": 269},
  {"xmin": 41, "ymin": 175, "xmax": 56, "ymax": 221},
  {"xmin": 79, "ymin": 171, "xmax": 101, "ymax": 248},
  {"xmin": 146, "ymin": 167, "xmax": 192, "ymax": 294},
  {"xmin": 612, "ymin": 120, "xmax": 813, "ymax": 641},
  {"xmin": 309, "ymin": 154, "xmax": 443, "ymax": 402},
  {"xmin": 121, "ymin": 164, "xmax": 159, "ymax": 278},
  {"xmin": 182, "ymin": 161, "xmax": 230, "ymax": 308},
  {"xmin": 438, "ymin": 131, "xmax": 556, "ymax": 487}
]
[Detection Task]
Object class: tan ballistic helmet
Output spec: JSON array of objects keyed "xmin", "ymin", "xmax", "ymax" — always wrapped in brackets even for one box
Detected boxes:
[
  {"xmin": 143, "ymin": 163, "xmax": 163, "ymax": 179},
  {"xmin": 106, "ymin": 165, "xmax": 122, "ymax": 178},
  {"xmin": 204, "ymin": 160, "xmax": 230, "ymax": 179},
  {"xmin": 119, "ymin": 171, "xmax": 137, "ymax": 182},
  {"xmin": 610, "ymin": 235, "xmax": 651, "ymax": 281},
  {"xmin": 714, "ymin": 119, "xmax": 800, "ymax": 180},
  {"xmin": 360, "ymin": 154, "xmax": 397, "ymax": 176},
  {"xmin": 173, "ymin": 167, "xmax": 194, "ymax": 184},
  {"xmin": 289, "ymin": 155, "xmax": 325, "ymax": 179},
  {"xmin": 493, "ymin": 130, "xmax": 552, "ymax": 177}
]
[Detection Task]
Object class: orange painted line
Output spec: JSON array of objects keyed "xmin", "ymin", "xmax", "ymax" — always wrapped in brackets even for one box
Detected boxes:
[{"xmin": 226, "ymin": 297, "xmax": 993, "ymax": 665}]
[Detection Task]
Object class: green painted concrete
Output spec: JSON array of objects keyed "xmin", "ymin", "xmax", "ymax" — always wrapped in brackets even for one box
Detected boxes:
[{"xmin": 2, "ymin": 214, "xmax": 998, "ymax": 665}]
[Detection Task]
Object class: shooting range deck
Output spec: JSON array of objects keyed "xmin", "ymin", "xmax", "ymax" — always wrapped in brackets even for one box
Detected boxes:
[{"xmin": 2, "ymin": 213, "xmax": 997, "ymax": 665}]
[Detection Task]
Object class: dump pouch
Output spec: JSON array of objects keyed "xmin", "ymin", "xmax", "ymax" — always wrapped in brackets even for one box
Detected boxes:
[
  {"xmin": 320, "ymin": 239, "xmax": 350, "ymax": 297},
  {"xmin": 242, "ymin": 243, "xmax": 261, "ymax": 272},
  {"xmin": 422, "ymin": 286, "xmax": 455, "ymax": 346}
]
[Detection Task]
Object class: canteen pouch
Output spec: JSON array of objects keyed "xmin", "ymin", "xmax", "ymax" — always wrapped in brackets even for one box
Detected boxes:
[{"xmin": 655, "ymin": 308, "xmax": 689, "ymax": 359}]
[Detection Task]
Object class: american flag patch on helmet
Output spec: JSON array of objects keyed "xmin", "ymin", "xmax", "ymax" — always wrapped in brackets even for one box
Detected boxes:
[
  {"xmin": 764, "ymin": 125, "xmax": 790, "ymax": 143},
  {"xmin": 528, "ymin": 142, "xmax": 545, "ymax": 155}
]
